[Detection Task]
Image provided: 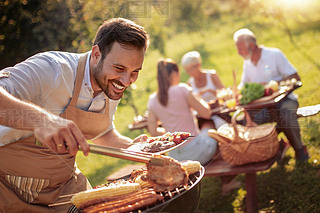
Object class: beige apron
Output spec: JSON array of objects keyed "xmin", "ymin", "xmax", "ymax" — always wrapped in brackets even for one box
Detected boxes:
[{"xmin": 0, "ymin": 53, "xmax": 110, "ymax": 212}]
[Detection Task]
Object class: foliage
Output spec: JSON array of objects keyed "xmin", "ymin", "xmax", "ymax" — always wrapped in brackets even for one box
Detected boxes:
[
  {"xmin": 143, "ymin": 14, "xmax": 168, "ymax": 55},
  {"xmin": 0, "ymin": 0, "xmax": 87, "ymax": 69}
]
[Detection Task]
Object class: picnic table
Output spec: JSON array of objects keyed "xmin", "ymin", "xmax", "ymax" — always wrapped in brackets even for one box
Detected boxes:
[
  {"xmin": 204, "ymin": 149, "xmax": 283, "ymax": 213},
  {"xmin": 211, "ymin": 81, "xmax": 302, "ymax": 116}
]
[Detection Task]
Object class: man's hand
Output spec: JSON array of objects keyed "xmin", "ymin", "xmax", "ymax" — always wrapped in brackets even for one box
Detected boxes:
[
  {"xmin": 34, "ymin": 115, "xmax": 89, "ymax": 156},
  {"xmin": 132, "ymin": 134, "xmax": 149, "ymax": 143}
]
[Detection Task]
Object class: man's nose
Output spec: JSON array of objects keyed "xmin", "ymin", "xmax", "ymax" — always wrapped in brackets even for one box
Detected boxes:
[{"xmin": 120, "ymin": 73, "xmax": 131, "ymax": 87}]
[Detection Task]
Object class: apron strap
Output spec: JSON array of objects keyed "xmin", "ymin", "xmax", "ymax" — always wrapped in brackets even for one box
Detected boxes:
[
  {"xmin": 69, "ymin": 53, "xmax": 89, "ymax": 106},
  {"xmin": 69, "ymin": 52, "xmax": 110, "ymax": 116}
]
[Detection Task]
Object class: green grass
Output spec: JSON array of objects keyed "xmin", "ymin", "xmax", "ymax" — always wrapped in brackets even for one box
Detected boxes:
[{"xmin": 76, "ymin": 10, "xmax": 320, "ymax": 212}]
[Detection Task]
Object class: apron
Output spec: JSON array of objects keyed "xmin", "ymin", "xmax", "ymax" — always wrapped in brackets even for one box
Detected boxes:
[{"xmin": 0, "ymin": 53, "xmax": 110, "ymax": 212}]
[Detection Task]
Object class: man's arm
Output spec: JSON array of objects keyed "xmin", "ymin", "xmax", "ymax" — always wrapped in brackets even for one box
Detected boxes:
[
  {"xmin": 0, "ymin": 87, "xmax": 89, "ymax": 156},
  {"xmin": 281, "ymin": 73, "xmax": 301, "ymax": 82},
  {"xmin": 92, "ymin": 128, "xmax": 149, "ymax": 149},
  {"xmin": 91, "ymin": 129, "xmax": 133, "ymax": 148}
]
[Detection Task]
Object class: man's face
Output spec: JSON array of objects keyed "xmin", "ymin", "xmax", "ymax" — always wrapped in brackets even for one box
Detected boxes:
[
  {"xmin": 236, "ymin": 40, "xmax": 252, "ymax": 60},
  {"xmin": 92, "ymin": 42, "xmax": 145, "ymax": 100}
]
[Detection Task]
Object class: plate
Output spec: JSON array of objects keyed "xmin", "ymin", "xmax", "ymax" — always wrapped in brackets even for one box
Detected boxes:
[
  {"xmin": 244, "ymin": 85, "xmax": 292, "ymax": 105},
  {"xmin": 126, "ymin": 138, "xmax": 190, "ymax": 155}
]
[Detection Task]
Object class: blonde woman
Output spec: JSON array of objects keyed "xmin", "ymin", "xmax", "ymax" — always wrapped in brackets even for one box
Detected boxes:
[
  {"xmin": 147, "ymin": 58, "xmax": 217, "ymax": 165},
  {"xmin": 181, "ymin": 51, "xmax": 227, "ymax": 129}
]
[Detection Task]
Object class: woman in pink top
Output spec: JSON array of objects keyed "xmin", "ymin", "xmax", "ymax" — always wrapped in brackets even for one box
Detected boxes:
[{"xmin": 147, "ymin": 59, "xmax": 217, "ymax": 165}]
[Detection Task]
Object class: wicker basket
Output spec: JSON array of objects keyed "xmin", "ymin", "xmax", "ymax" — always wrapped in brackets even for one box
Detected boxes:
[{"xmin": 208, "ymin": 108, "xmax": 279, "ymax": 165}]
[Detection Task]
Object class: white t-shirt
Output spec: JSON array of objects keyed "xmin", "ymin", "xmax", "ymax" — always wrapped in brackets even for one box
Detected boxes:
[
  {"xmin": 147, "ymin": 83, "xmax": 199, "ymax": 136},
  {"xmin": 0, "ymin": 51, "xmax": 119, "ymax": 146},
  {"xmin": 189, "ymin": 69, "xmax": 217, "ymax": 102},
  {"xmin": 239, "ymin": 46, "xmax": 297, "ymax": 100}
]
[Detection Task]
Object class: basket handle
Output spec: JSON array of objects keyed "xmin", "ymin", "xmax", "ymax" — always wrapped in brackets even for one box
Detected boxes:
[
  {"xmin": 231, "ymin": 107, "xmax": 258, "ymax": 141},
  {"xmin": 207, "ymin": 129, "xmax": 230, "ymax": 144}
]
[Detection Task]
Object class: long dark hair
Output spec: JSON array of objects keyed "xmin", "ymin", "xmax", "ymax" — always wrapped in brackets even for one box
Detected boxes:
[
  {"xmin": 157, "ymin": 59, "xmax": 179, "ymax": 106},
  {"xmin": 93, "ymin": 18, "xmax": 149, "ymax": 60}
]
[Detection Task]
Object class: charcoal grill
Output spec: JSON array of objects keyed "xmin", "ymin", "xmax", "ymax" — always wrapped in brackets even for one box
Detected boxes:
[
  {"xmin": 71, "ymin": 165, "xmax": 204, "ymax": 213},
  {"xmin": 140, "ymin": 165, "xmax": 204, "ymax": 212}
]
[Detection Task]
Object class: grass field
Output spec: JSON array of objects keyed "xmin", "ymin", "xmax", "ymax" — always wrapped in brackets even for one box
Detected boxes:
[{"xmin": 76, "ymin": 11, "xmax": 320, "ymax": 212}]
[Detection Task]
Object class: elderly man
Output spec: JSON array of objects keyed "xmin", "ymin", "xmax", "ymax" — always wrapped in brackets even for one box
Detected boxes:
[
  {"xmin": 233, "ymin": 28, "xmax": 309, "ymax": 161},
  {"xmin": 0, "ymin": 18, "xmax": 149, "ymax": 212}
]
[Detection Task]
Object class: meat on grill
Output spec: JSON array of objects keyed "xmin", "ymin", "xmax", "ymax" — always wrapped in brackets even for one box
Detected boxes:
[
  {"xmin": 82, "ymin": 188, "xmax": 163, "ymax": 213},
  {"xmin": 146, "ymin": 155, "xmax": 188, "ymax": 191}
]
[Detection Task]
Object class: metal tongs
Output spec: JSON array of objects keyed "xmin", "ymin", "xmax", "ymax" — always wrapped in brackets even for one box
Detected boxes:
[{"xmin": 87, "ymin": 144, "xmax": 166, "ymax": 166}]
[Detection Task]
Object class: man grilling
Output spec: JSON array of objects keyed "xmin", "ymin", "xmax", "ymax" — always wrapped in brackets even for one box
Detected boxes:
[{"xmin": 0, "ymin": 18, "xmax": 149, "ymax": 212}]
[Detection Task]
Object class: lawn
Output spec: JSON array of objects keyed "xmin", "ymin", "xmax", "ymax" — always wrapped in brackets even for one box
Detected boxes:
[{"xmin": 76, "ymin": 11, "xmax": 320, "ymax": 212}]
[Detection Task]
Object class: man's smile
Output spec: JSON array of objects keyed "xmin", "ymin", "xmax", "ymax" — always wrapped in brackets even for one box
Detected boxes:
[{"xmin": 111, "ymin": 81, "xmax": 125, "ymax": 90}]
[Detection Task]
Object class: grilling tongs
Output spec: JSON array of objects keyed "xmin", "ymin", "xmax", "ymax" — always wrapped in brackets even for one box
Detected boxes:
[{"xmin": 86, "ymin": 144, "xmax": 166, "ymax": 166}]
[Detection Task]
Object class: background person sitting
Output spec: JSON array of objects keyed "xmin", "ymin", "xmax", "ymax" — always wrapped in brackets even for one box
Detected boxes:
[
  {"xmin": 147, "ymin": 58, "xmax": 218, "ymax": 165},
  {"xmin": 181, "ymin": 51, "xmax": 227, "ymax": 129},
  {"xmin": 233, "ymin": 28, "xmax": 309, "ymax": 161}
]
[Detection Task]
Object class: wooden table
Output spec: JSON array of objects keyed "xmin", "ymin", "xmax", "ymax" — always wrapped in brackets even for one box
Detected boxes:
[
  {"xmin": 211, "ymin": 82, "xmax": 302, "ymax": 116},
  {"xmin": 204, "ymin": 151, "xmax": 281, "ymax": 213},
  {"xmin": 128, "ymin": 82, "xmax": 304, "ymax": 131}
]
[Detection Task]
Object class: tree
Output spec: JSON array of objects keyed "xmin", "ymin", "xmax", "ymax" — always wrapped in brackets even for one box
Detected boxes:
[{"xmin": 0, "ymin": 0, "xmax": 88, "ymax": 69}]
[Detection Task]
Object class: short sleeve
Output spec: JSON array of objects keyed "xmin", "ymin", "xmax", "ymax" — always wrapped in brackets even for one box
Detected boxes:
[
  {"xmin": 0, "ymin": 52, "xmax": 63, "ymax": 104},
  {"xmin": 147, "ymin": 93, "xmax": 157, "ymax": 112},
  {"xmin": 275, "ymin": 50, "xmax": 297, "ymax": 78},
  {"xmin": 178, "ymin": 83, "xmax": 192, "ymax": 98}
]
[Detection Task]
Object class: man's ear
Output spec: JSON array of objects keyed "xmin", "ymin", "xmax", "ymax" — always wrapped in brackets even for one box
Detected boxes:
[{"xmin": 91, "ymin": 45, "xmax": 102, "ymax": 65}]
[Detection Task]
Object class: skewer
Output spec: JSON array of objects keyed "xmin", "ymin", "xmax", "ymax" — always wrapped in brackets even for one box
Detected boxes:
[
  {"xmin": 48, "ymin": 200, "xmax": 72, "ymax": 207},
  {"xmin": 59, "ymin": 194, "xmax": 74, "ymax": 198}
]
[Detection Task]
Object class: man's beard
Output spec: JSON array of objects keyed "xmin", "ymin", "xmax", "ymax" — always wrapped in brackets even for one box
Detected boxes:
[
  {"xmin": 243, "ymin": 50, "xmax": 253, "ymax": 60},
  {"xmin": 243, "ymin": 46, "xmax": 253, "ymax": 60},
  {"xmin": 92, "ymin": 61, "xmax": 126, "ymax": 100}
]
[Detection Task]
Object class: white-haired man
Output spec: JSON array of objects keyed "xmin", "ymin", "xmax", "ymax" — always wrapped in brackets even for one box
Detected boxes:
[{"xmin": 233, "ymin": 28, "xmax": 309, "ymax": 161}]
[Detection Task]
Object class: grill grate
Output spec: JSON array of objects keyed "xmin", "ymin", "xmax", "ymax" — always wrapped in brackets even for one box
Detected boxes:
[
  {"xmin": 140, "ymin": 165, "xmax": 205, "ymax": 212},
  {"xmin": 75, "ymin": 166, "xmax": 205, "ymax": 213}
]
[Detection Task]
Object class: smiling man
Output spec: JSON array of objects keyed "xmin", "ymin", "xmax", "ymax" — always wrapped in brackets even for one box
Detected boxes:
[{"xmin": 0, "ymin": 18, "xmax": 149, "ymax": 212}]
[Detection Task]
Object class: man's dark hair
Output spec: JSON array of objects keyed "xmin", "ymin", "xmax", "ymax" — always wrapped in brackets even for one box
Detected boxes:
[{"xmin": 93, "ymin": 18, "xmax": 149, "ymax": 59}]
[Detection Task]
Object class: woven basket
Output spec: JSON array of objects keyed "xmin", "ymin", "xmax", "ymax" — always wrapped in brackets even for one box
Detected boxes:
[{"xmin": 208, "ymin": 108, "xmax": 279, "ymax": 165}]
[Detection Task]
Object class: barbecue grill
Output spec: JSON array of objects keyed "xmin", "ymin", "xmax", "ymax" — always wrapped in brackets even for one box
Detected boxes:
[
  {"xmin": 71, "ymin": 165, "xmax": 204, "ymax": 213},
  {"xmin": 140, "ymin": 165, "xmax": 204, "ymax": 212}
]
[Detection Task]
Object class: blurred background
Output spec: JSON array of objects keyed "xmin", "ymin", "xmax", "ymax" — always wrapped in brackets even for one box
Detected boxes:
[{"xmin": 1, "ymin": 0, "xmax": 320, "ymax": 211}]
